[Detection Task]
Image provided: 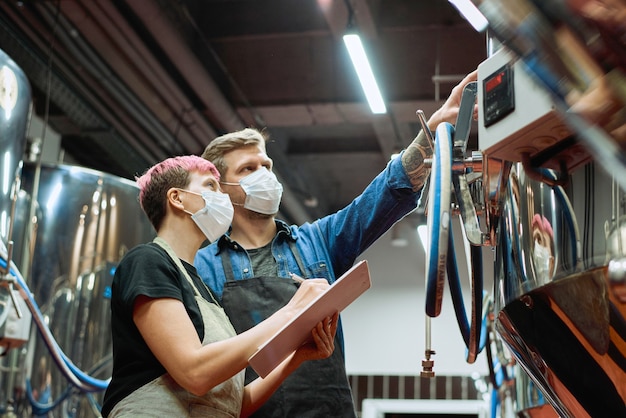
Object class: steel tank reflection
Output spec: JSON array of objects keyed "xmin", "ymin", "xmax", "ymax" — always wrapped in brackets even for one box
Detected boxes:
[
  {"xmin": 0, "ymin": 48, "xmax": 30, "ymax": 245},
  {"xmin": 493, "ymin": 162, "xmax": 626, "ymax": 417},
  {"xmin": 0, "ymin": 47, "xmax": 32, "ymax": 417},
  {"xmin": 12, "ymin": 162, "xmax": 154, "ymax": 417}
]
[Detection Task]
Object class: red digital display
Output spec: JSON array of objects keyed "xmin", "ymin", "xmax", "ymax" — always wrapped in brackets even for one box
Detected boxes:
[{"xmin": 485, "ymin": 71, "xmax": 504, "ymax": 92}]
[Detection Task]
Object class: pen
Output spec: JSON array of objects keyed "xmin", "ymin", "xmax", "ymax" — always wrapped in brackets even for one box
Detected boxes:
[{"xmin": 289, "ymin": 272, "xmax": 305, "ymax": 283}]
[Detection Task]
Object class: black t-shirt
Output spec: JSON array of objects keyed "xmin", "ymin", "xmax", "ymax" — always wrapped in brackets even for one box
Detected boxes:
[{"xmin": 102, "ymin": 243, "xmax": 218, "ymax": 417}]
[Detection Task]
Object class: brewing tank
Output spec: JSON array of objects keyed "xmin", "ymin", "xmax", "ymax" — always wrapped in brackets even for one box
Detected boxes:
[{"xmin": 10, "ymin": 162, "xmax": 155, "ymax": 417}]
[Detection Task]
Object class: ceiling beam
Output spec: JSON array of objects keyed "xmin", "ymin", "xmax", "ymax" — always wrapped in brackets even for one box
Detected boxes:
[{"xmin": 237, "ymin": 100, "xmax": 445, "ymax": 127}]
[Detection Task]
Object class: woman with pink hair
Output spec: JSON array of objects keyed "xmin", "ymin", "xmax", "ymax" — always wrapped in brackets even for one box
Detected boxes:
[{"xmin": 102, "ymin": 155, "xmax": 337, "ymax": 417}]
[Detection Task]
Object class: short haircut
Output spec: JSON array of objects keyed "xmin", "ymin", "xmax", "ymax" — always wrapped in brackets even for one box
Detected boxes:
[
  {"xmin": 136, "ymin": 155, "xmax": 220, "ymax": 231},
  {"xmin": 201, "ymin": 128, "xmax": 268, "ymax": 176}
]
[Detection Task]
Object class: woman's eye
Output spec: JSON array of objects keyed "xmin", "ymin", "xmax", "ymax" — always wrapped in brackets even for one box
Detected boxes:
[{"xmin": 205, "ymin": 180, "xmax": 218, "ymax": 190}]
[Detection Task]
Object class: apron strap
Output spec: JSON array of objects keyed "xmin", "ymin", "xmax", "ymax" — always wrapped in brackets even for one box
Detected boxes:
[
  {"xmin": 220, "ymin": 248, "xmax": 236, "ymax": 282},
  {"xmin": 153, "ymin": 237, "xmax": 219, "ymax": 305},
  {"xmin": 288, "ymin": 239, "xmax": 307, "ymax": 277}
]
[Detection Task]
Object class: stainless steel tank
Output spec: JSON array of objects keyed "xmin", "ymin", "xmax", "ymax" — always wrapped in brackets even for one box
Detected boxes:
[
  {"xmin": 458, "ymin": 1, "xmax": 626, "ymax": 416},
  {"xmin": 0, "ymin": 47, "xmax": 31, "ymax": 245},
  {"xmin": 493, "ymin": 163, "xmax": 626, "ymax": 417},
  {"xmin": 0, "ymin": 47, "xmax": 31, "ymax": 417},
  {"xmin": 11, "ymin": 162, "xmax": 155, "ymax": 417}
]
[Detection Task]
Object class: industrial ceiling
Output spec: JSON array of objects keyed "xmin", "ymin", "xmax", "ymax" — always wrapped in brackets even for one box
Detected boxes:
[{"xmin": 0, "ymin": 0, "xmax": 486, "ymax": 224}]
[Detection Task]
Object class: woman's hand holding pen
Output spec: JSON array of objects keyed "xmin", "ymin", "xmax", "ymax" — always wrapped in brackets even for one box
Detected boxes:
[
  {"xmin": 284, "ymin": 274, "xmax": 329, "ymax": 313},
  {"xmin": 282, "ymin": 273, "xmax": 337, "ymax": 362}
]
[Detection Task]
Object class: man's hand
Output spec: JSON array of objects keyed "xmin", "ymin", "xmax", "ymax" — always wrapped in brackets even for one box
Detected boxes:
[
  {"xmin": 427, "ymin": 70, "xmax": 479, "ymax": 132},
  {"xmin": 402, "ymin": 70, "xmax": 478, "ymax": 191}
]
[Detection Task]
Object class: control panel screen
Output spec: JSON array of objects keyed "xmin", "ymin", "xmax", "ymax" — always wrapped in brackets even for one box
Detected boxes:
[
  {"xmin": 485, "ymin": 71, "xmax": 504, "ymax": 93},
  {"xmin": 483, "ymin": 64, "xmax": 515, "ymax": 127}
]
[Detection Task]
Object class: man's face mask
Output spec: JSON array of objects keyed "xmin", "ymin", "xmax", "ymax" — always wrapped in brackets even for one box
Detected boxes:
[
  {"xmin": 181, "ymin": 189, "xmax": 234, "ymax": 242},
  {"xmin": 224, "ymin": 167, "xmax": 283, "ymax": 215}
]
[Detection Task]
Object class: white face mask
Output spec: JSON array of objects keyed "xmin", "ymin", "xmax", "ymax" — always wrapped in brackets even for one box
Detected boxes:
[
  {"xmin": 225, "ymin": 167, "xmax": 283, "ymax": 215},
  {"xmin": 533, "ymin": 240, "xmax": 553, "ymax": 280},
  {"xmin": 182, "ymin": 189, "xmax": 234, "ymax": 242}
]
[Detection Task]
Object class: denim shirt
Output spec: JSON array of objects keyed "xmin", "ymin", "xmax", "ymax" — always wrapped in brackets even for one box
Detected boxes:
[{"xmin": 194, "ymin": 152, "xmax": 422, "ymax": 301}]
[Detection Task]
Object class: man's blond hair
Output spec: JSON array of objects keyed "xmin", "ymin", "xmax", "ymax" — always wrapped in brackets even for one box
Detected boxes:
[{"xmin": 201, "ymin": 128, "xmax": 268, "ymax": 176}]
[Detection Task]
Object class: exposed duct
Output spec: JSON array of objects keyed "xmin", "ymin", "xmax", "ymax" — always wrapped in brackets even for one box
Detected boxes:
[{"xmin": 127, "ymin": 0, "xmax": 314, "ymax": 224}]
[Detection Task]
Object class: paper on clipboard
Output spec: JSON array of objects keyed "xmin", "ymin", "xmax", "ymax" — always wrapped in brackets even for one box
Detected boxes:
[{"xmin": 248, "ymin": 260, "xmax": 371, "ymax": 378}]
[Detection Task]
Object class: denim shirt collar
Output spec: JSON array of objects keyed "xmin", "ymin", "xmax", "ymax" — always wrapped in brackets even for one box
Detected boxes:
[{"xmin": 213, "ymin": 219, "xmax": 295, "ymax": 255}]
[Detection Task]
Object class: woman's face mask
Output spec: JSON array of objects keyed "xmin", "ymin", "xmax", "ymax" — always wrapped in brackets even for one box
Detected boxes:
[
  {"xmin": 181, "ymin": 189, "xmax": 234, "ymax": 242},
  {"xmin": 223, "ymin": 167, "xmax": 283, "ymax": 215},
  {"xmin": 533, "ymin": 239, "xmax": 553, "ymax": 280}
]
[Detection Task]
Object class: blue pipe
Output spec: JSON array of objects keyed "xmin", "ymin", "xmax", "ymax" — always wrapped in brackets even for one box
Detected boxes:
[
  {"xmin": 0, "ymin": 258, "xmax": 109, "ymax": 391},
  {"xmin": 26, "ymin": 378, "xmax": 72, "ymax": 416},
  {"xmin": 446, "ymin": 230, "xmax": 487, "ymax": 358},
  {"xmin": 425, "ymin": 122, "xmax": 454, "ymax": 317}
]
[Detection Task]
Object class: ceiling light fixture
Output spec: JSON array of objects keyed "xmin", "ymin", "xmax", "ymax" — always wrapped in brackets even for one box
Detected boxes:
[
  {"xmin": 448, "ymin": 0, "xmax": 489, "ymax": 32},
  {"xmin": 342, "ymin": 1, "xmax": 386, "ymax": 114},
  {"xmin": 417, "ymin": 224, "xmax": 429, "ymax": 254}
]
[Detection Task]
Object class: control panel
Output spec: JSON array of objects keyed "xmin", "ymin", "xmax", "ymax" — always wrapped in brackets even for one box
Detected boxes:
[{"xmin": 477, "ymin": 48, "xmax": 590, "ymax": 171}]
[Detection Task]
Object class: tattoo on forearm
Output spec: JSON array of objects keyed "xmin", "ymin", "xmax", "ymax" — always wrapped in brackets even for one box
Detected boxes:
[{"xmin": 402, "ymin": 141, "xmax": 431, "ymax": 192}]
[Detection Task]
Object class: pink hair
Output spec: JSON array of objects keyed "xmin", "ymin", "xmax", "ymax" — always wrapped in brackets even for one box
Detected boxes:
[
  {"xmin": 136, "ymin": 155, "xmax": 220, "ymax": 203},
  {"xmin": 532, "ymin": 214, "xmax": 553, "ymax": 238}
]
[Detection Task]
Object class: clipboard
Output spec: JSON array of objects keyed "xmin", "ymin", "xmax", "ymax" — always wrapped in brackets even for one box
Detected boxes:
[{"xmin": 248, "ymin": 259, "xmax": 371, "ymax": 378}]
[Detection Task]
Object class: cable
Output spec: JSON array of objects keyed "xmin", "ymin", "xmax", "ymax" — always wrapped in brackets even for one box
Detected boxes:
[
  {"xmin": 0, "ymin": 257, "xmax": 109, "ymax": 392},
  {"xmin": 446, "ymin": 230, "xmax": 487, "ymax": 362},
  {"xmin": 25, "ymin": 378, "xmax": 73, "ymax": 416}
]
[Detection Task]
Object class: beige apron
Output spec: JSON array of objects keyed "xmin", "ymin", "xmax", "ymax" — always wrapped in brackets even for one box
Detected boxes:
[{"xmin": 108, "ymin": 238, "xmax": 244, "ymax": 418}]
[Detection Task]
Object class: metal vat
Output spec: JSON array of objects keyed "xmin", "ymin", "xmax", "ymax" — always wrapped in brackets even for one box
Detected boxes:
[
  {"xmin": 9, "ymin": 162, "xmax": 154, "ymax": 417},
  {"xmin": 494, "ymin": 163, "xmax": 626, "ymax": 417}
]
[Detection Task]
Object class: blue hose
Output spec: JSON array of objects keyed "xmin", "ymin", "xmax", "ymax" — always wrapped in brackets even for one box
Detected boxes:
[
  {"xmin": 446, "ymin": 230, "xmax": 487, "ymax": 359},
  {"xmin": 26, "ymin": 378, "xmax": 72, "ymax": 416},
  {"xmin": 0, "ymin": 258, "xmax": 110, "ymax": 391},
  {"xmin": 425, "ymin": 122, "xmax": 454, "ymax": 317}
]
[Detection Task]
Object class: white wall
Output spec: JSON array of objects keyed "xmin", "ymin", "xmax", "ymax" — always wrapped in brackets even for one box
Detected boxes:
[{"xmin": 341, "ymin": 216, "xmax": 493, "ymax": 376}]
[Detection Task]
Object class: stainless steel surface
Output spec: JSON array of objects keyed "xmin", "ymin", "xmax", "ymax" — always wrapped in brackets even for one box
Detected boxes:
[
  {"xmin": 0, "ymin": 47, "xmax": 31, "ymax": 417},
  {"xmin": 493, "ymin": 163, "xmax": 626, "ymax": 417},
  {"xmin": 514, "ymin": 367, "xmax": 559, "ymax": 418},
  {"xmin": 416, "ymin": 109, "xmax": 435, "ymax": 154},
  {"xmin": 473, "ymin": 0, "xmax": 626, "ymax": 189},
  {"xmin": 0, "ymin": 48, "xmax": 30, "ymax": 246},
  {"xmin": 517, "ymin": 405, "xmax": 559, "ymax": 418},
  {"xmin": 453, "ymin": 81, "xmax": 477, "ymax": 158},
  {"xmin": 9, "ymin": 162, "xmax": 155, "ymax": 417},
  {"xmin": 468, "ymin": 2, "xmax": 626, "ymax": 414}
]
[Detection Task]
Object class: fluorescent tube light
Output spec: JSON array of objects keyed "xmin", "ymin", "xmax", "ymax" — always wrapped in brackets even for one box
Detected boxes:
[
  {"xmin": 448, "ymin": 0, "xmax": 489, "ymax": 32},
  {"xmin": 417, "ymin": 224, "xmax": 429, "ymax": 253},
  {"xmin": 343, "ymin": 33, "xmax": 386, "ymax": 114}
]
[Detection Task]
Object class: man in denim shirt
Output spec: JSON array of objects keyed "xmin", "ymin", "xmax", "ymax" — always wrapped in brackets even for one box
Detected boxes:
[{"xmin": 195, "ymin": 71, "xmax": 477, "ymax": 418}]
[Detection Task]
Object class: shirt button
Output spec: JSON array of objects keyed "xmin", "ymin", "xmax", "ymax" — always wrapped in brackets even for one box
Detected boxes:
[{"xmin": 243, "ymin": 268, "xmax": 249, "ymax": 273}]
